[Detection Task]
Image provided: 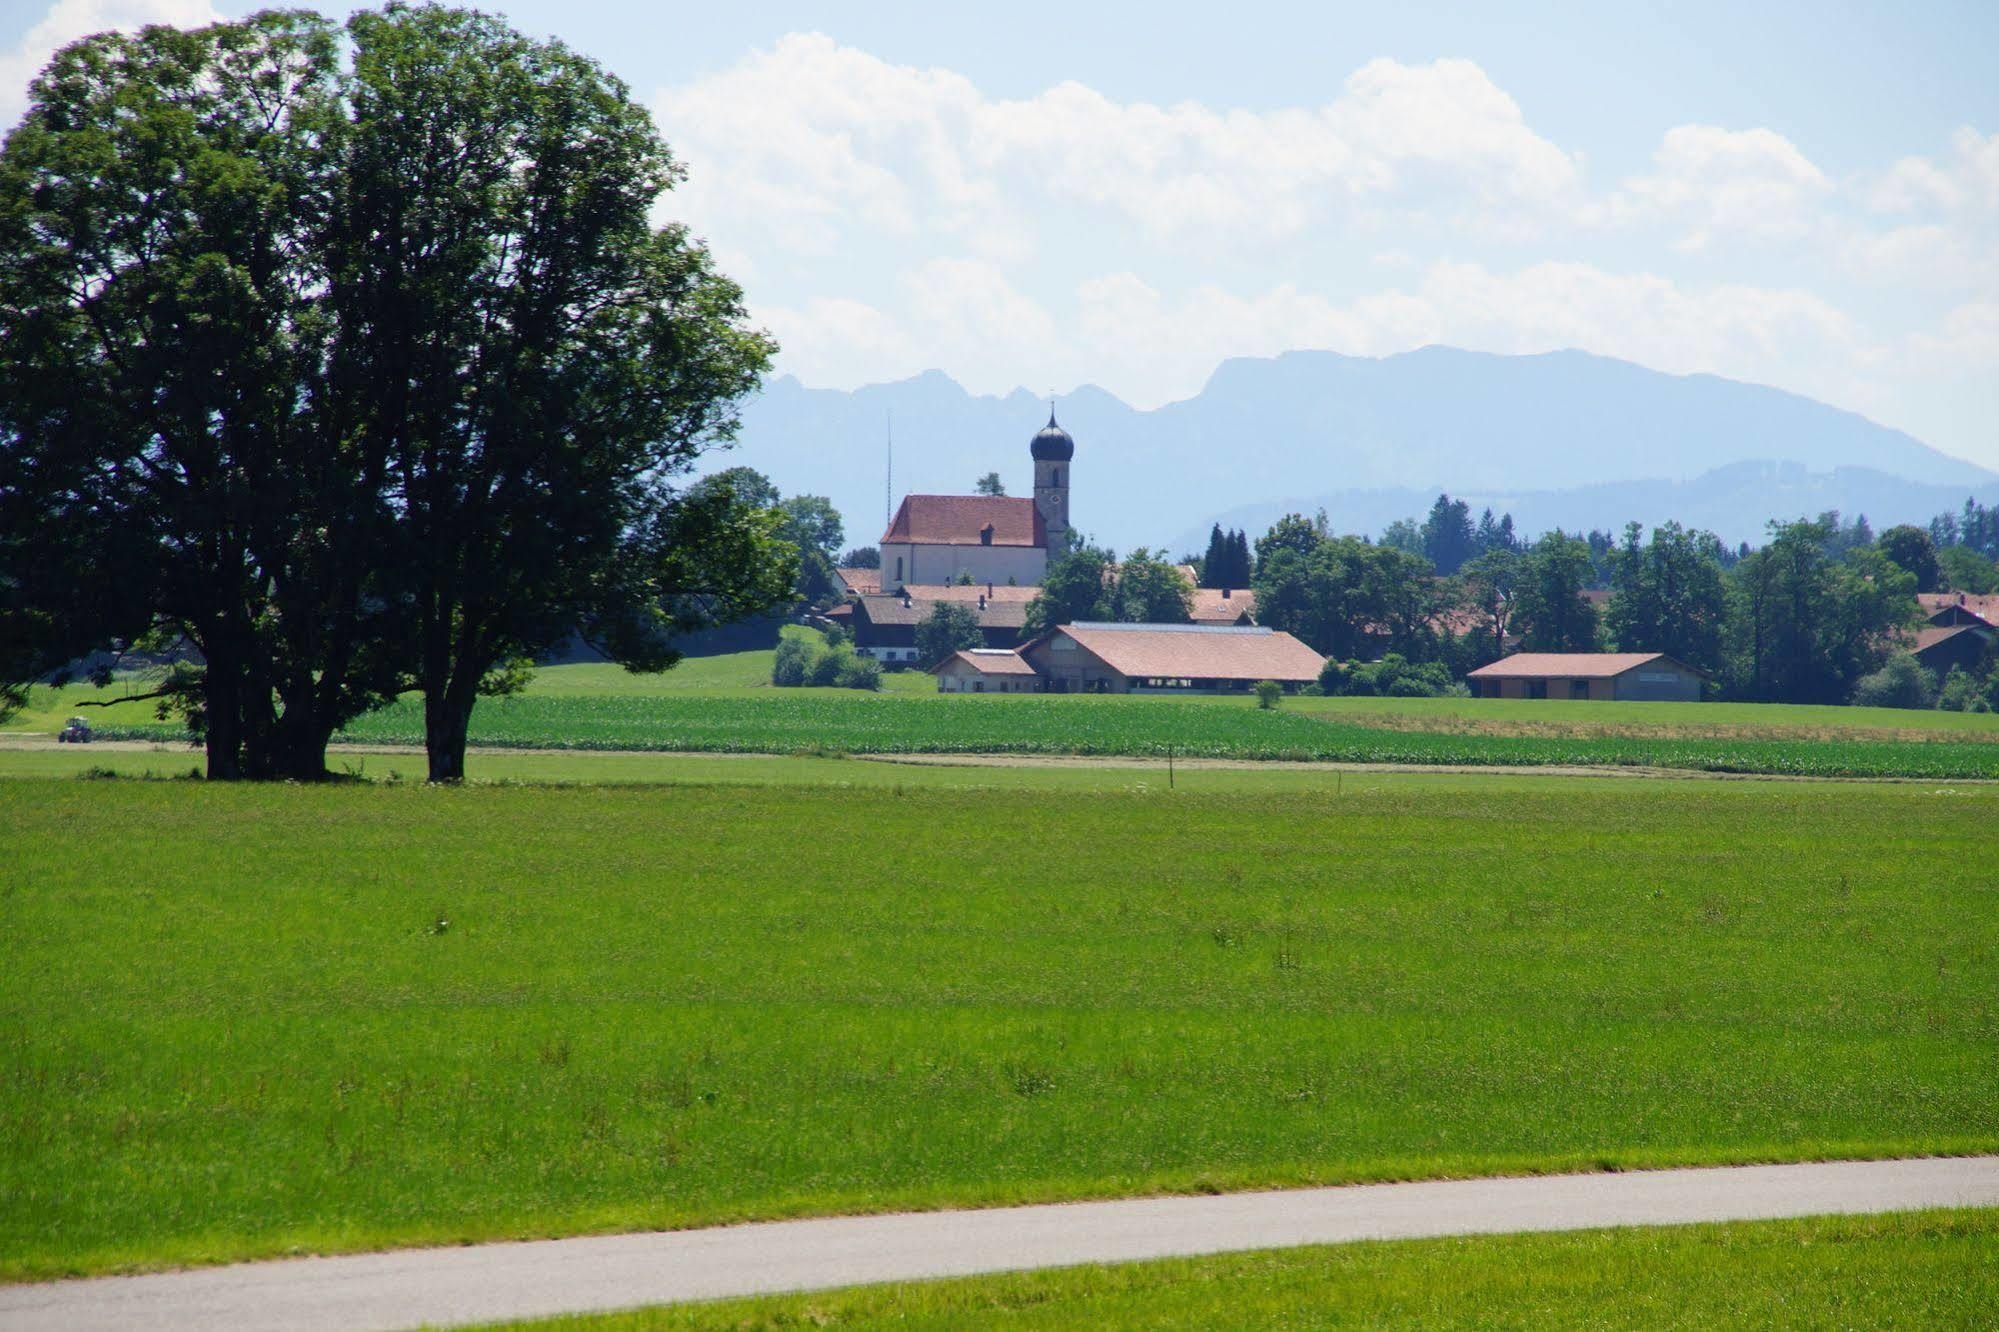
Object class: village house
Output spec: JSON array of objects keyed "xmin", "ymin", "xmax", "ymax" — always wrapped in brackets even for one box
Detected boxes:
[
  {"xmin": 1909, "ymin": 592, "xmax": 1998, "ymax": 677},
  {"xmin": 1188, "ymin": 585, "xmax": 1258, "ymax": 626},
  {"xmin": 833, "ymin": 584, "xmax": 1035, "ymax": 665},
  {"xmin": 934, "ymin": 648, "xmax": 1042, "ymax": 693},
  {"xmin": 1467, "ymin": 652, "xmax": 1708, "ymax": 701},
  {"xmin": 1013, "ymin": 622, "xmax": 1323, "ymax": 694}
]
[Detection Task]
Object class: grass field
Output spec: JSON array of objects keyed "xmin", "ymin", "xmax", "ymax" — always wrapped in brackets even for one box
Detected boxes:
[
  {"xmin": 487, "ymin": 1210, "xmax": 1999, "ymax": 1330},
  {"xmin": 3, "ymin": 773, "xmax": 1994, "ymax": 1281}
]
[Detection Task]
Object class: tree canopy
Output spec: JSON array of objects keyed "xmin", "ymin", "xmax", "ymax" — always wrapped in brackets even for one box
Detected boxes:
[{"xmin": 0, "ymin": 5, "xmax": 788, "ymax": 778}]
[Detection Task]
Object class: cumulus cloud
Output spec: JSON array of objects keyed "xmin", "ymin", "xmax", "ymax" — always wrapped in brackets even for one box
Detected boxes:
[
  {"xmin": 1, "ymin": 0, "xmax": 220, "ymax": 129},
  {"xmin": 653, "ymin": 35, "xmax": 1582, "ymax": 255},
  {"xmin": 1613, "ymin": 125, "xmax": 1831, "ymax": 248},
  {"xmin": 1866, "ymin": 128, "xmax": 1999, "ymax": 216}
]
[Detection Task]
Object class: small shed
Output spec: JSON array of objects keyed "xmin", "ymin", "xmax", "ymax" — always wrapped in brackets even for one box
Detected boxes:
[
  {"xmin": 1467, "ymin": 652, "xmax": 1708, "ymax": 701},
  {"xmin": 933, "ymin": 648, "xmax": 1040, "ymax": 693}
]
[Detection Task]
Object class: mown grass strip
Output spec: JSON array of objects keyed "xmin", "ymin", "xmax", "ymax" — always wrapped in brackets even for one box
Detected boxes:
[{"xmin": 479, "ymin": 1209, "xmax": 1999, "ymax": 1330}]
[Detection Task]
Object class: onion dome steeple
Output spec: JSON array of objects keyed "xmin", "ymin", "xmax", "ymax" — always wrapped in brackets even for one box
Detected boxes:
[{"xmin": 1030, "ymin": 408, "xmax": 1075, "ymax": 462}]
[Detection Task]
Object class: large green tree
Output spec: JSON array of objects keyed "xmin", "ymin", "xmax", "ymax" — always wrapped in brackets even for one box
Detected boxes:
[
  {"xmin": 1113, "ymin": 548, "xmax": 1194, "ymax": 623},
  {"xmin": 1512, "ymin": 533, "xmax": 1599, "ymax": 652},
  {"xmin": 1876, "ymin": 524, "xmax": 1941, "ymax": 593},
  {"xmin": 1024, "ymin": 545, "xmax": 1115, "ymax": 634},
  {"xmin": 1725, "ymin": 518, "xmax": 1917, "ymax": 703},
  {"xmin": 0, "ymin": 5, "xmax": 787, "ymax": 780},
  {"xmin": 1253, "ymin": 530, "xmax": 1442, "ymax": 660},
  {"xmin": 0, "ymin": 12, "xmax": 390, "ymax": 777},
  {"xmin": 1603, "ymin": 522, "xmax": 1729, "ymax": 672},
  {"xmin": 915, "ymin": 602, "xmax": 985, "ymax": 668}
]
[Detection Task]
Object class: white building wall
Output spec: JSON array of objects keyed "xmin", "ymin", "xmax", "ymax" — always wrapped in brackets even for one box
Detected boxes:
[{"xmin": 881, "ymin": 542, "xmax": 1047, "ymax": 589}]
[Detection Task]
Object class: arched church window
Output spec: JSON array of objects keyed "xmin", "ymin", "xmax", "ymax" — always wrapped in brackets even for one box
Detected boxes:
[
  {"xmin": 1053, "ymin": 468, "xmax": 1061, "ymax": 487},
  {"xmin": 895, "ymin": 556, "xmax": 903, "ymax": 581}
]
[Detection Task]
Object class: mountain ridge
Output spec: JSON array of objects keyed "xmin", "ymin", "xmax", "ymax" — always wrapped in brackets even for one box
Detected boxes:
[{"xmin": 721, "ymin": 347, "xmax": 1996, "ymax": 552}]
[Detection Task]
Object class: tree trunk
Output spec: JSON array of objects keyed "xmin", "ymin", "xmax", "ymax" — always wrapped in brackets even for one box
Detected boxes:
[
  {"xmin": 424, "ymin": 689, "xmax": 471, "ymax": 783},
  {"xmin": 204, "ymin": 668, "xmax": 242, "ymax": 781}
]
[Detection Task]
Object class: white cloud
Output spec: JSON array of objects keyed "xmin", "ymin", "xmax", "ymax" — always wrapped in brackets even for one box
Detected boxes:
[
  {"xmin": 1, "ymin": 0, "xmax": 220, "ymax": 129},
  {"xmin": 1866, "ymin": 128, "xmax": 1999, "ymax": 216},
  {"xmin": 1613, "ymin": 125, "xmax": 1831, "ymax": 248},
  {"xmin": 653, "ymin": 36, "xmax": 1581, "ymax": 255},
  {"xmin": 767, "ymin": 259, "xmax": 1874, "ymax": 418}
]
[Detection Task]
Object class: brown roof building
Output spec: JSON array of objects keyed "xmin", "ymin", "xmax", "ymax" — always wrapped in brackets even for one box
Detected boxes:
[
  {"xmin": 933, "ymin": 648, "xmax": 1040, "ymax": 693},
  {"xmin": 1019, "ymin": 622, "xmax": 1324, "ymax": 694},
  {"xmin": 1189, "ymin": 587, "xmax": 1257, "ymax": 626},
  {"xmin": 1911, "ymin": 623, "xmax": 1997, "ymax": 677},
  {"xmin": 1918, "ymin": 592, "xmax": 1999, "ymax": 629},
  {"xmin": 1467, "ymin": 651, "xmax": 1708, "ymax": 701},
  {"xmin": 847, "ymin": 589, "xmax": 1029, "ymax": 666},
  {"xmin": 833, "ymin": 567, "xmax": 882, "ymax": 596}
]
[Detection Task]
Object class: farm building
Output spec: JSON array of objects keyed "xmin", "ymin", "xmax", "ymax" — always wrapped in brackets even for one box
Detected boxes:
[
  {"xmin": 1189, "ymin": 586, "xmax": 1257, "ymax": 626},
  {"xmin": 1468, "ymin": 652, "xmax": 1708, "ymax": 701},
  {"xmin": 1918, "ymin": 592, "xmax": 1999, "ymax": 628},
  {"xmin": 840, "ymin": 586, "xmax": 1033, "ymax": 665},
  {"xmin": 933, "ymin": 649, "xmax": 1040, "ymax": 692},
  {"xmin": 1912, "ymin": 624, "xmax": 1997, "ymax": 676},
  {"xmin": 1017, "ymin": 622, "xmax": 1324, "ymax": 694}
]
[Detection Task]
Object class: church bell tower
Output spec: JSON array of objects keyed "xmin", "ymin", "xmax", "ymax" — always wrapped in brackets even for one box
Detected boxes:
[{"xmin": 1030, "ymin": 409, "xmax": 1074, "ymax": 555}]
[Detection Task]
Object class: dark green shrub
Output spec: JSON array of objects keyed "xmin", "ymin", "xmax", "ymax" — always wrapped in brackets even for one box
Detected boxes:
[
  {"xmin": 835, "ymin": 653, "xmax": 882, "ymax": 691},
  {"xmin": 770, "ymin": 637, "xmax": 814, "ymax": 687},
  {"xmin": 1851, "ymin": 655, "xmax": 1938, "ymax": 710},
  {"xmin": 1254, "ymin": 680, "xmax": 1282, "ymax": 709}
]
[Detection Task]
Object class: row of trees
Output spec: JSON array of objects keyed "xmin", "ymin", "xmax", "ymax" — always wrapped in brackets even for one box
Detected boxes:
[
  {"xmin": 1239, "ymin": 503, "xmax": 1994, "ymax": 705},
  {"xmin": 0, "ymin": 7, "xmax": 795, "ymax": 780}
]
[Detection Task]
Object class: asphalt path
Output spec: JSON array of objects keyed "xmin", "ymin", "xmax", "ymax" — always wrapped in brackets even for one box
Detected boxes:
[{"xmin": 4, "ymin": 1156, "xmax": 1995, "ymax": 1332}]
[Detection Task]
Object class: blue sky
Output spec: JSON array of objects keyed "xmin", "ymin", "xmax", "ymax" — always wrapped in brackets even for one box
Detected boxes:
[{"xmin": 6, "ymin": 1, "xmax": 1997, "ymax": 469}]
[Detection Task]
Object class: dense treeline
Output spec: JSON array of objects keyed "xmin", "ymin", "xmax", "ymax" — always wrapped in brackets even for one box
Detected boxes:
[{"xmin": 1173, "ymin": 492, "xmax": 1999, "ymax": 708}]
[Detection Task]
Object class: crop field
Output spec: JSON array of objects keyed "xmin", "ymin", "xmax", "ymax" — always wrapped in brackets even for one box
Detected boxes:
[
  {"xmin": 2, "ymin": 774, "xmax": 1994, "ymax": 1280},
  {"xmin": 488, "ymin": 1210, "xmax": 1999, "ymax": 1330},
  {"xmin": 79, "ymin": 692, "xmax": 1999, "ymax": 779}
]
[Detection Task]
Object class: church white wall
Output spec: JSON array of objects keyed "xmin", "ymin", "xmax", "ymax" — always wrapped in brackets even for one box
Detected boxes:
[{"xmin": 882, "ymin": 542, "xmax": 1047, "ymax": 589}]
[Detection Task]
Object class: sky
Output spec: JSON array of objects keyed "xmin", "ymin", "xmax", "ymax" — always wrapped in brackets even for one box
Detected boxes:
[{"xmin": 4, "ymin": 0, "xmax": 1997, "ymax": 471}]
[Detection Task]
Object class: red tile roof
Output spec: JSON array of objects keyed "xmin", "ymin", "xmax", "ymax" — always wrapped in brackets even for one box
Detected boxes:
[
  {"xmin": 936, "ymin": 649, "xmax": 1038, "ymax": 676},
  {"xmin": 1043, "ymin": 623, "xmax": 1324, "ymax": 683},
  {"xmin": 1468, "ymin": 652, "xmax": 1702, "ymax": 680},
  {"xmin": 1918, "ymin": 592, "xmax": 1999, "ymax": 627},
  {"xmin": 1914, "ymin": 625, "xmax": 1982, "ymax": 652},
  {"xmin": 1189, "ymin": 587, "xmax": 1257, "ymax": 625},
  {"xmin": 882, "ymin": 495, "xmax": 1044, "ymax": 547},
  {"xmin": 834, "ymin": 567, "xmax": 881, "ymax": 595}
]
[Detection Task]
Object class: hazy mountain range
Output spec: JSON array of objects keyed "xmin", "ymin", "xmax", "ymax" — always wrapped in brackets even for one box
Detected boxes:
[{"xmin": 720, "ymin": 346, "xmax": 1999, "ymax": 555}]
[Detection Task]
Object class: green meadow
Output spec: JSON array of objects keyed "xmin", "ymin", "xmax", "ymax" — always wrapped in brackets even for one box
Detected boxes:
[
  {"xmin": 489, "ymin": 1210, "xmax": 1999, "ymax": 1330},
  {"xmin": 3, "ymin": 771, "xmax": 1995, "ymax": 1280}
]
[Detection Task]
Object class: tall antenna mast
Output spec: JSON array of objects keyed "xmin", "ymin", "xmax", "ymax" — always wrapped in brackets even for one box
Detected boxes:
[{"xmin": 885, "ymin": 409, "xmax": 893, "ymax": 531}]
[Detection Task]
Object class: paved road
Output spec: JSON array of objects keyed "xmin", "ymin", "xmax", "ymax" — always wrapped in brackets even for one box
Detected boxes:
[{"xmin": 4, "ymin": 1156, "xmax": 1995, "ymax": 1332}]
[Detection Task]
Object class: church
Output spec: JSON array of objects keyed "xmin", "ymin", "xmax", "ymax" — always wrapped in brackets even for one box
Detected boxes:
[{"xmin": 877, "ymin": 412, "xmax": 1073, "ymax": 590}]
